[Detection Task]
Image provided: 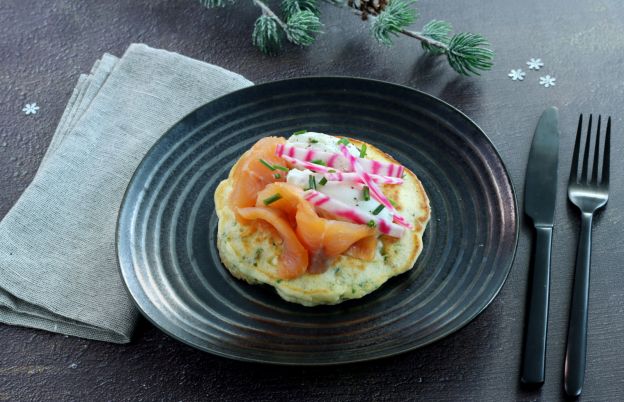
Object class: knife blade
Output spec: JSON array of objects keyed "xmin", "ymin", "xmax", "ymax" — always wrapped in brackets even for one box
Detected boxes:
[{"xmin": 521, "ymin": 107, "xmax": 559, "ymax": 386}]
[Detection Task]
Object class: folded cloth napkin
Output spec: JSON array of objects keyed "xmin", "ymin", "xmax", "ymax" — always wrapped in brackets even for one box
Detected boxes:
[{"xmin": 0, "ymin": 44, "xmax": 252, "ymax": 343}]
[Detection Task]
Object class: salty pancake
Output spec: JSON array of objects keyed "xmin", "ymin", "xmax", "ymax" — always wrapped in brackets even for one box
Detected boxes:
[{"xmin": 214, "ymin": 139, "xmax": 430, "ymax": 306}]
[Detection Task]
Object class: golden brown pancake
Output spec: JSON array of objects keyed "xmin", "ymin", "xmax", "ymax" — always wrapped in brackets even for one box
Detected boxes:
[{"xmin": 214, "ymin": 139, "xmax": 430, "ymax": 306}]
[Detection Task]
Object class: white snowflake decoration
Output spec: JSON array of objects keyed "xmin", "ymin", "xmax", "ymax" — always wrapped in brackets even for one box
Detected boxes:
[
  {"xmin": 22, "ymin": 103, "xmax": 40, "ymax": 115},
  {"xmin": 527, "ymin": 58, "xmax": 544, "ymax": 70},
  {"xmin": 508, "ymin": 69, "xmax": 526, "ymax": 81},
  {"xmin": 539, "ymin": 75, "xmax": 556, "ymax": 88}
]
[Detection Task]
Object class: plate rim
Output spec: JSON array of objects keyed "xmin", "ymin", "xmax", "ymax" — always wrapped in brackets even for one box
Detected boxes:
[{"xmin": 116, "ymin": 76, "xmax": 519, "ymax": 365}]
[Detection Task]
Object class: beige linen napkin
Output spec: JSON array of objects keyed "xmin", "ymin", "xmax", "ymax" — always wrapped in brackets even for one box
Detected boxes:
[{"xmin": 0, "ymin": 44, "xmax": 252, "ymax": 342}]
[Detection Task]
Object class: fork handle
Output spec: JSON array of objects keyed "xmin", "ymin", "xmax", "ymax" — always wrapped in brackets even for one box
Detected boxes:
[
  {"xmin": 521, "ymin": 225, "xmax": 553, "ymax": 385},
  {"xmin": 564, "ymin": 212, "xmax": 593, "ymax": 397}
]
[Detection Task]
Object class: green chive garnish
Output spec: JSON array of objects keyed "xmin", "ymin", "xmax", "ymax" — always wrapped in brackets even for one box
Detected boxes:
[
  {"xmin": 359, "ymin": 144, "xmax": 367, "ymax": 158},
  {"xmin": 362, "ymin": 186, "xmax": 370, "ymax": 201},
  {"xmin": 293, "ymin": 129, "xmax": 307, "ymax": 135},
  {"xmin": 328, "ymin": 169, "xmax": 336, "ymax": 173},
  {"xmin": 274, "ymin": 164, "xmax": 289, "ymax": 172},
  {"xmin": 274, "ymin": 173, "xmax": 281, "ymax": 179},
  {"xmin": 367, "ymin": 220, "xmax": 376, "ymax": 228},
  {"xmin": 319, "ymin": 177, "xmax": 328, "ymax": 186},
  {"xmin": 311, "ymin": 159, "xmax": 326, "ymax": 166},
  {"xmin": 389, "ymin": 198, "xmax": 398, "ymax": 208},
  {"xmin": 337, "ymin": 138, "xmax": 350, "ymax": 146},
  {"xmin": 263, "ymin": 193, "xmax": 282, "ymax": 205},
  {"xmin": 309, "ymin": 139, "xmax": 318, "ymax": 144},
  {"xmin": 372, "ymin": 204, "xmax": 385, "ymax": 215},
  {"xmin": 259, "ymin": 159, "xmax": 275, "ymax": 171},
  {"xmin": 308, "ymin": 175, "xmax": 317, "ymax": 190}
]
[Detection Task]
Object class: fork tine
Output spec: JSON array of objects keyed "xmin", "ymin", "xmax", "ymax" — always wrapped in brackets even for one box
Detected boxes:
[
  {"xmin": 591, "ymin": 116, "xmax": 602, "ymax": 184},
  {"xmin": 581, "ymin": 114, "xmax": 593, "ymax": 183},
  {"xmin": 602, "ymin": 116, "xmax": 611, "ymax": 187},
  {"xmin": 570, "ymin": 114, "xmax": 583, "ymax": 183}
]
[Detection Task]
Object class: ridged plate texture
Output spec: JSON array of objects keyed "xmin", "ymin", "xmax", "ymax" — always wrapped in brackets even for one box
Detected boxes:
[{"xmin": 117, "ymin": 77, "xmax": 518, "ymax": 365}]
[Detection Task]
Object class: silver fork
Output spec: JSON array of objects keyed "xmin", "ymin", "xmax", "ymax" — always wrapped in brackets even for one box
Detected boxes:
[{"xmin": 564, "ymin": 114, "xmax": 611, "ymax": 397}]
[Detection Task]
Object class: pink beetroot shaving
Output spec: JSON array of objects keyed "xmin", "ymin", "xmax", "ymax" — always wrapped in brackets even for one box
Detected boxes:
[
  {"xmin": 304, "ymin": 190, "xmax": 404, "ymax": 237},
  {"xmin": 280, "ymin": 154, "xmax": 403, "ymax": 185},
  {"xmin": 276, "ymin": 144, "xmax": 403, "ymax": 178},
  {"xmin": 324, "ymin": 172, "xmax": 403, "ymax": 185},
  {"xmin": 339, "ymin": 145, "xmax": 413, "ymax": 230}
]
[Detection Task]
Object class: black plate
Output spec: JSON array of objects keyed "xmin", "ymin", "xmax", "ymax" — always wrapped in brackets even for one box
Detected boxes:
[{"xmin": 117, "ymin": 77, "xmax": 518, "ymax": 365}]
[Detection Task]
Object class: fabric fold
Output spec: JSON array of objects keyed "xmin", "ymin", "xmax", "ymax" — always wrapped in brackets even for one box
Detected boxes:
[{"xmin": 0, "ymin": 44, "xmax": 252, "ymax": 343}]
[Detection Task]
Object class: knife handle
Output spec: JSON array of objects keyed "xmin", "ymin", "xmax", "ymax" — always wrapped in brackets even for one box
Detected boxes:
[{"xmin": 521, "ymin": 225, "xmax": 553, "ymax": 385}]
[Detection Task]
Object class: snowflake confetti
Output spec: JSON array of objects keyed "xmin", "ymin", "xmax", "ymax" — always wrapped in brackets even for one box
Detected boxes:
[
  {"xmin": 527, "ymin": 58, "xmax": 544, "ymax": 70},
  {"xmin": 22, "ymin": 103, "xmax": 40, "ymax": 115},
  {"xmin": 508, "ymin": 69, "xmax": 526, "ymax": 81},
  {"xmin": 539, "ymin": 75, "xmax": 556, "ymax": 88}
]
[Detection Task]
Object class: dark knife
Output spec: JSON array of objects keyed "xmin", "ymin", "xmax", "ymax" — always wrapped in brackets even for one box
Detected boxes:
[{"xmin": 521, "ymin": 107, "xmax": 560, "ymax": 385}]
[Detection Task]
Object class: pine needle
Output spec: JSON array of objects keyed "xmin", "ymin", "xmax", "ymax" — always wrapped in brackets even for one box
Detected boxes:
[
  {"xmin": 446, "ymin": 32, "xmax": 494, "ymax": 76},
  {"xmin": 285, "ymin": 10, "xmax": 323, "ymax": 46},
  {"xmin": 371, "ymin": 0, "xmax": 418, "ymax": 46},
  {"xmin": 420, "ymin": 19, "xmax": 451, "ymax": 54},
  {"xmin": 282, "ymin": 0, "xmax": 320, "ymax": 19},
  {"xmin": 252, "ymin": 15, "xmax": 283, "ymax": 54},
  {"xmin": 198, "ymin": 0, "xmax": 494, "ymax": 76}
]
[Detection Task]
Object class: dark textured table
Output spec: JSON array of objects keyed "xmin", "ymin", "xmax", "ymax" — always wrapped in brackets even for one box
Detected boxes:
[{"xmin": 1, "ymin": 0, "xmax": 623, "ymax": 400}]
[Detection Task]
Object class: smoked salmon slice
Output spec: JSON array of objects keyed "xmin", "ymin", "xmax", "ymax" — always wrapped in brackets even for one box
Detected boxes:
[
  {"xmin": 295, "ymin": 201, "xmax": 375, "ymax": 273},
  {"xmin": 237, "ymin": 207, "xmax": 308, "ymax": 279},
  {"xmin": 255, "ymin": 182, "xmax": 304, "ymax": 226},
  {"xmin": 233, "ymin": 138, "xmax": 383, "ymax": 278},
  {"xmin": 256, "ymin": 182, "xmax": 377, "ymax": 273},
  {"xmin": 230, "ymin": 137, "xmax": 287, "ymax": 210},
  {"xmin": 345, "ymin": 235, "xmax": 377, "ymax": 261}
]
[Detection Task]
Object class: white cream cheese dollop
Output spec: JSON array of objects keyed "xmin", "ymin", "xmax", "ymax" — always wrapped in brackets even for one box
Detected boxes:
[
  {"xmin": 285, "ymin": 132, "xmax": 394, "ymax": 223},
  {"xmin": 286, "ymin": 132, "xmax": 360, "ymax": 171}
]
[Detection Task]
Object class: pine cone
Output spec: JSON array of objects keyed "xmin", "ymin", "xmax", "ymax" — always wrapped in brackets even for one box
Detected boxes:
[{"xmin": 348, "ymin": 0, "xmax": 389, "ymax": 20}]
